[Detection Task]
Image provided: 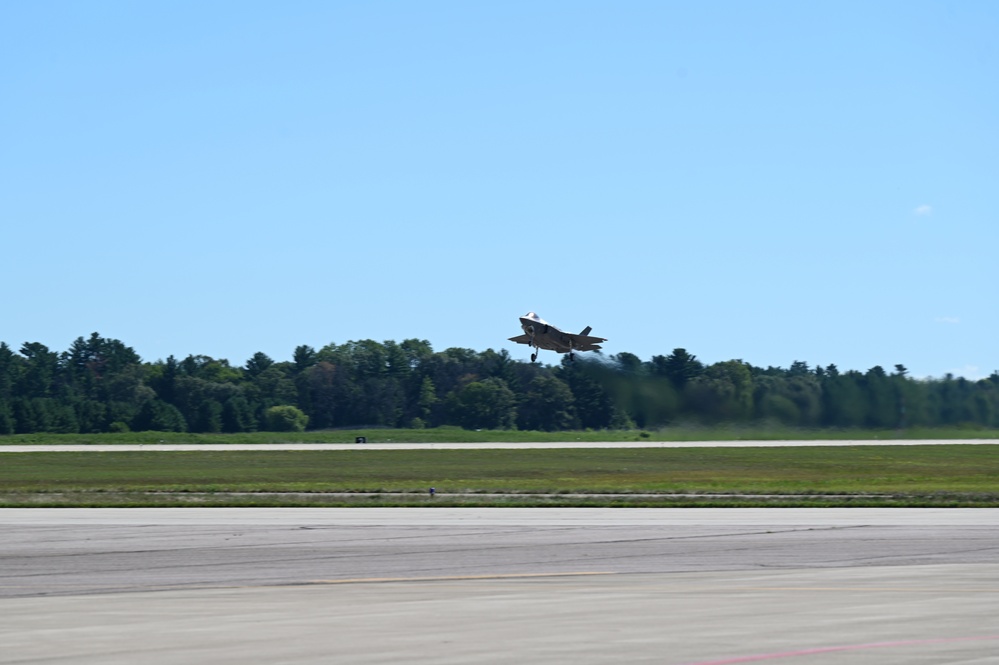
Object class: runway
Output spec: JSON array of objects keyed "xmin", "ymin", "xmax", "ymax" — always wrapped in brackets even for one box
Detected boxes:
[
  {"xmin": 0, "ymin": 438, "xmax": 996, "ymax": 452},
  {"xmin": 2, "ymin": 508, "xmax": 998, "ymax": 664}
]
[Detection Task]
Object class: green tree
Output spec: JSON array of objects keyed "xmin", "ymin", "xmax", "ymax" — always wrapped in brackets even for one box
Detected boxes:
[
  {"xmin": 293, "ymin": 345, "xmax": 317, "ymax": 373},
  {"xmin": 171, "ymin": 376, "xmax": 240, "ymax": 429},
  {"xmin": 863, "ymin": 366, "xmax": 897, "ymax": 428},
  {"xmin": 17, "ymin": 343, "xmax": 60, "ymax": 398},
  {"xmin": 63, "ymin": 333, "xmax": 142, "ymax": 401},
  {"xmin": 788, "ymin": 360, "xmax": 811, "ymax": 377},
  {"xmin": 400, "ymin": 339, "xmax": 434, "ymax": 368},
  {"xmin": 179, "ymin": 355, "xmax": 241, "ymax": 383},
  {"xmin": 244, "ymin": 352, "xmax": 274, "ymax": 378},
  {"xmin": 11, "ymin": 398, "xmax": 77, "ymax": 433},
  {"xmin": 820, "ymin": 370, "xmax": 866, "ymax": 427},
  {"xmin": 445, "ymin": 378, "xmax": 517, "ymax": 430},
  {"xmin": 298, "ymin": 361, "xmax": 351, "ymax": 429},
  {"xmin": 686, "ymin": 360, "xmax": 754, "ymax": 422},
  {"xmin": 559, "ymin": 360, "xmax": 614, "ymax": 429},
  {"xmin": 632, "ymin": 377, "xmax": 679, "ymax": 428},
  {"xmin": 249, "ymin": 364, "xmax": 298, "ymax": 405},
  {"xmin": 613, "ymin": 352, "xmax": 643, "ymax": 374},
  {"xmin": 971, "ymin": 379, "xmax": 999, "ymax": 427},
  {"xmin": 417, "ymin": 376, "xmax": 438, "ymax": 421},
  {"xmin": 358, "ymin": 376, "xmax": 406, "ymax": 426},
  {"xmin": 754, "ymin": 375, "xmax": 800, "ymax": 424},
  {"xmin": 418, "ymin": 350, "xmax": 476, "ymax": 408},
  {"xmin": 0, "ymin": 400, "xmax": 13, "ymax": 434},
  {"xmin": 222, "ymin": 395, "xmax": 257, "ymax": 432},
  {"xmin": 44, "ymin": 399, "xmax": 79, "ymax": 433},
  {"xmin": 326, "ymin": 340, "xmax": 391, "ymax": 382},
  {"xmin": 890, "ymin": 365, "xmax": 928, "ymax": 428},
  {"xmin": 74, "ymin": 399, "xmax": 109, "ymax": 433},
  {"xmin": 12, "ymin": 398, "xmax": 41, "ymax": 433},
  {"xmin": 656, "ymin": 348, "xmax": 704, "ymax": 391},
  {"xmin": 194, "ymin": 399, "xmax": 224, "ymax": 433},
  {"xmin": 133, "ymin": 399, "xmax": 187, "ymax": 432},
  {"xmin": 264, "ymin": 405, "xmax": 309, "ymax": 432},
  {"xmin": 0, "ymin": 342, "xmax": 22, "ymax": 401},
  {"xmin": 517, "ymin": 375, "xmax": 576, "ymax": 431},
  {"xmin": 478, "ymin": 348, "xmax": 516, "ymax": 383},
  {"xmin": 147, "ymin": 356, "xmax": 180, "ymax": 405},
  {"xmin": 786, "ymin": 374, "xmax": 822, "ymax": 425}
]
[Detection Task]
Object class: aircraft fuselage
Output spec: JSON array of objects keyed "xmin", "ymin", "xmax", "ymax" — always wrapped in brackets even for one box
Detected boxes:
[
  {"xmin": 520, "ymin": 316, "xmax": 575, "ymax": 353},
  {"xmin": 511, "ymin": 312, "xmax": 605, "ymax": 362}
]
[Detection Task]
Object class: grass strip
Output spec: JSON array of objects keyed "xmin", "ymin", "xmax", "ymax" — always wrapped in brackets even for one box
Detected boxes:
[
  {"xmin": 1, "ymin": 445, "xmax": 997, "ymax": 506},
  {"xmin": 2, "ymin": 426, "xmax": 997, "ymax": 446}
]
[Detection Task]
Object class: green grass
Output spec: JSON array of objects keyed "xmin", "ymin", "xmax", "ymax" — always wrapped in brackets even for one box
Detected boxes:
[
  {"xmin": 2, "ymin": 445, "xmax": 998, "ymax": 507},
  {"xmin": 2, "ymin": 425, "xmax": 997, "ymax": 445}
]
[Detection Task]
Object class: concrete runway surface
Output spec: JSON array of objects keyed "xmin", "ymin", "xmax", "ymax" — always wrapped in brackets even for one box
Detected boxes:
[
  {"xmin": 2, "ymin": 508, "xmax": 998, "ymax": 664},
  {"xmin": 1, "ymin": 438, "xmax": 996, "ymax": 452}
]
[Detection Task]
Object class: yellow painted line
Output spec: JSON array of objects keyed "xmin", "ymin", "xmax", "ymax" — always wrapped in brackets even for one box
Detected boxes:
[{"xmin": 307, "ymin": 572, "xmax": 616, "ymax": 585}]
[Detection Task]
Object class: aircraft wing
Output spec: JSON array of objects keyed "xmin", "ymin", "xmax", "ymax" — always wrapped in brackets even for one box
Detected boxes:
[
  {"xmin": 564, "ymin": 333, "xmax": 607, "ymax": 352},
  {"xmin": 508, "ymin": 334, "xmax": 532, "ymax": 346}
]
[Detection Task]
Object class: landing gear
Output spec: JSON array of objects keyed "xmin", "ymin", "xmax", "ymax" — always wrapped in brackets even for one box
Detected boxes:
[{"xmin": 531, "ymin": 352, "xmax": 537, "ymax": 363}]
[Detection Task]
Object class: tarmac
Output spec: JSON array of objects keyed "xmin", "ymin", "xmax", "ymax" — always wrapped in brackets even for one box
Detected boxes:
[
  {"xmin": 2, "ymin": 507, "xmax": 998, "ymax": 664},
  {"xmin": 0, "ymin": 438, "xmax": 996, "ymax": 452}
]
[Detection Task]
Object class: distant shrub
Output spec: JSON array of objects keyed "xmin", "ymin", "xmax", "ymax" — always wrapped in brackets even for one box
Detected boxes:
[{"xmin": 264, "ymin": 405, "xmax": 309, "ymax": 432}]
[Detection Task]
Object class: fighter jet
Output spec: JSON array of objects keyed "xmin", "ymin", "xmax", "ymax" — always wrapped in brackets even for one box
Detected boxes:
[{"xmin": 508, "ymin": 312, "xmax": 607, "ymax": 363}]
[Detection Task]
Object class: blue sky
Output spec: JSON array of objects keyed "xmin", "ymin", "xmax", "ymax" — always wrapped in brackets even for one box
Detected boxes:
[{"xmin": 2, "ymin": 1, "xmax": 996, "ymax": 379}]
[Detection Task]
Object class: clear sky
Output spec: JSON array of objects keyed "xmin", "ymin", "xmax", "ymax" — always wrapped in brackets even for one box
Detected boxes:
[{"xmin": 2, "ymin": 1, "xmax": 996, "ymax": 379}]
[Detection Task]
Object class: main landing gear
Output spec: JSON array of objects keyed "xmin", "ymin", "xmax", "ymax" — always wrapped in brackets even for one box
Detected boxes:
[{"xmin": 530, "ymin": 350, "xmax": 573, "ymax": 363}]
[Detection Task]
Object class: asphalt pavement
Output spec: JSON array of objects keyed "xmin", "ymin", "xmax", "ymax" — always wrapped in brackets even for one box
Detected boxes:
[
  {"xmin": 1, "ymin": 508, "xmax": 997, "ymax": 664},
  {"xmin": 0, "ymin": 438, "xmax": 995, "ymax": 452}
]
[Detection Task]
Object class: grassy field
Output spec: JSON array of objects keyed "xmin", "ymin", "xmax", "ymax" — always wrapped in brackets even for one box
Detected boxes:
[
  {"xmin": 2, "ymin": 445, "xmax": 997, "ymax": 507},
  {"xmin": 2, "ymin": 425, "xmax": 998, "ymax": 446}
]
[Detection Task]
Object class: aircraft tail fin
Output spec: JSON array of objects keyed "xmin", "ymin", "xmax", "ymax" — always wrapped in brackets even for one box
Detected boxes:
[{"xmin": 580, "ymin": 326, "xmax": 592, "ymax": 336}]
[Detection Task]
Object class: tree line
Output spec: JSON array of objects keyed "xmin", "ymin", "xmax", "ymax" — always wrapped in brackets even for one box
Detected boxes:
[{"xmin": 1, "ymin": 333, "xmax": 997, "ymax": 434}]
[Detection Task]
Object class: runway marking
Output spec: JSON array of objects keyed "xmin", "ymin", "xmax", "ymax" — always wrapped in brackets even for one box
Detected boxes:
[
  {"xmin": 680, "ymin": 635, "xmax": 999, "ymax": 664},
  {"xmin": 306, "ymin": 572, "xmax": 616, "ymax": 585}
]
